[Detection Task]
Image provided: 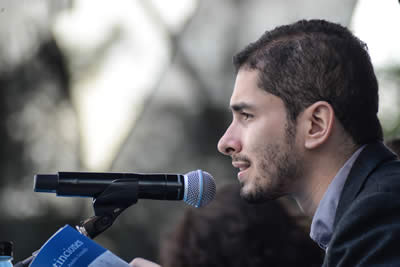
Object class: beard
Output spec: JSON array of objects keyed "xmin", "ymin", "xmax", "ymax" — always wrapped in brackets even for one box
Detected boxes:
[{"xmin": 240, "ymin": 122, "xmax": 303, "ymax": 203}]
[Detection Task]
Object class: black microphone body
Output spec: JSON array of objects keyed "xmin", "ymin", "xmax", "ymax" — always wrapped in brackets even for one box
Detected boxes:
[{"xmin": 35, "ymin": 172, "xmax": 185, "ymax": 200}]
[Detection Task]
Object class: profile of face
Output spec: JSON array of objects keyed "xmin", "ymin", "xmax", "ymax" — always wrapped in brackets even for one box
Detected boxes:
[{"xmin": 218, "ymin": 69, "xmax": 303, "ymax": 203}]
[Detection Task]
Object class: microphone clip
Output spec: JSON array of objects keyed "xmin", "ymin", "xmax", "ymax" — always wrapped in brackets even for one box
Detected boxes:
[{"xmin": 78, "ymin": 179, "xmax": 140, "ymax": 239}]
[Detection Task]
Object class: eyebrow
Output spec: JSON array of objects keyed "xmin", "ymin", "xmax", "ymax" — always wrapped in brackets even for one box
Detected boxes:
[{"xmin": 230, "ymin": 102, "xmax": 254, "ymax": 112}]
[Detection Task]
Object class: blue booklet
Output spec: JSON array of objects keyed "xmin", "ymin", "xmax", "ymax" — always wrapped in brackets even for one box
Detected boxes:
[{"xmin": 29, "ymin": 225, "xmax": 130, "ymax": 267}]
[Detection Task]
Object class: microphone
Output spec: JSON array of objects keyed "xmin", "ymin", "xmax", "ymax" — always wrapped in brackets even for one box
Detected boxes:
[{"xmin": 34, "ymin": 170, "xmax": 216, "ymax": 208}]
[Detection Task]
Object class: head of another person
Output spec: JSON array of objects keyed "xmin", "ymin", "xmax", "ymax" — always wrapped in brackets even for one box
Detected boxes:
[
  {"xmin": 217, "ymin": 19, "xmax": 383, "ymax": 204},
  {"xmin": 160, "ymin": 183, "xmax": 324, "ymax": 267}
]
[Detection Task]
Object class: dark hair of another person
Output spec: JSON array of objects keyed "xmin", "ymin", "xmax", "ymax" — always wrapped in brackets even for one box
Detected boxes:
[
  {"xmin": 233, "ymin": 19, "xmax": 383, "ymax": 146},
  {"xmin": 160, "ymin": 183, "xmax": 324, "ymax": 267},
  {"xmin": 386, "ymin": 138, "xmax": 400, "ymax": 156}
]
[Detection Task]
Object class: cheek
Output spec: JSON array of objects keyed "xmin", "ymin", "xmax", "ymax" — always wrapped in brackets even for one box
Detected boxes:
[
  {"xmin": 245, "ymin": 120, "xmax": 286, "ymax": 150},
  {"xmin": 242, "ymin": 131, "xmax": 263, "ymax": 154}
]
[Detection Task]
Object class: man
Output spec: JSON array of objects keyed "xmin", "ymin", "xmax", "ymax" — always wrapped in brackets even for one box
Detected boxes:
[
  {"xmin": 216, "ymin": 19, "xmax": 400, "ymax": 266},
  {"xmin": 131, "ymin": 19, "xmax": 400, "ymax": 266}
]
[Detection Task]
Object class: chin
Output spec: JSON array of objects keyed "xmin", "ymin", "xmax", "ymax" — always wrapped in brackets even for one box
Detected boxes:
[
  {"xmin": 240, "ymin": 183, "xmax": 281, "ymax": 203},
  {"xmin": 240, "ymin": 184, "xmax": 262, "ymax": 203}
]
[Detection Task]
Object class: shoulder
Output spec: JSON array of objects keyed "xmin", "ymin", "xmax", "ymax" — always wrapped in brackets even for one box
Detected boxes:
[
  {"xmin": 324, "ymin": 146, "xmax": 400, "ymax": 266},
  {"xmin": 326, "ymin": 191, "xmax": 400, "ymax": 266},
  {"xmin": 363, "ymin": 159, "xmax": 400, "ymax": 193}
]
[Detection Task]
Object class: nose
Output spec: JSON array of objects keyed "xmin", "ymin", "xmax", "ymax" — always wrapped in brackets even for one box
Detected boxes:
[{"xmin": 217, "ymin": 125, "xmax": 242, "ymax": 156}]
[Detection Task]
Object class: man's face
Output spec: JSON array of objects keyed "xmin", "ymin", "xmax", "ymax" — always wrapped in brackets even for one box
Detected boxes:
[{"xmin": 217, "ymin": 69, "xmax": 303, "ymax": 203}]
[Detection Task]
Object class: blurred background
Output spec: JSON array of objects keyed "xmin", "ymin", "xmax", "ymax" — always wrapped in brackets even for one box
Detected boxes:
[{"xmin": 0, "ymin": 0, "xmax": 399, "ymax": 263}]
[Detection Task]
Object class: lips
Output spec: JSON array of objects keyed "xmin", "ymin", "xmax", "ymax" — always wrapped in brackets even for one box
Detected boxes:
[
  {"xmin": 232, "ymin": 161, "xmax": 251, "ymax": 180},
  {"xmin": 232, "ymin": 161, "xmax": 250, "ymax": 171}
]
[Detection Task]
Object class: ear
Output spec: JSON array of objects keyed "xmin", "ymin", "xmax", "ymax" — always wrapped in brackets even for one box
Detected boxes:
[{"xmin": 302, "ymin": 101, "xmax": 335, "ymax": 150}]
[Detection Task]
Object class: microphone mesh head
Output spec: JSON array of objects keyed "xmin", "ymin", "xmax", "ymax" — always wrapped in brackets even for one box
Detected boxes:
[{"xmin": 183, "ymin": 170, "xmax": 216, "ymax": 208}]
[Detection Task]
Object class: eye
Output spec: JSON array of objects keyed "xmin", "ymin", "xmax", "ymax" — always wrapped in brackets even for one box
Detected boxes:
[{"xmin": 241, "ymin": 112, "xmax": 253, "ymax": 120}]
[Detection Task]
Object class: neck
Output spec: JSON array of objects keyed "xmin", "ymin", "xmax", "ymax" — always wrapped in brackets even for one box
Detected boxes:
[{"xmin": 292, "ymin": 144, "xmax": 358, "ymax": 217}]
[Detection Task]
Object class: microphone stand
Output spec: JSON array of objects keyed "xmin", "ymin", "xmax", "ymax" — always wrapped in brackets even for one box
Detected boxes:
[{"xmin": 14, "ymin": 179, "xmax": 139, "ymax": 267}]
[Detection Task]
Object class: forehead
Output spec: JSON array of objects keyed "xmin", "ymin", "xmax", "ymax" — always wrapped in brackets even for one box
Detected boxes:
[{"xmin": 230, "ymin": 69, "xmax": 282, "ymax": 109}]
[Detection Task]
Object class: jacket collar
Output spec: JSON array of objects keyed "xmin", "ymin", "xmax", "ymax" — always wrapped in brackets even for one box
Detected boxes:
[{"xmin": 333, "ymin": 142, "xmax": 397, "ymax": 227}]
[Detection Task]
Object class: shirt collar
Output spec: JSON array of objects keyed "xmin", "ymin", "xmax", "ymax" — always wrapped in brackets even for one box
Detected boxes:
[{"xmin": 310, "ymin": 145, "xmax": 365, "ymax": 250}]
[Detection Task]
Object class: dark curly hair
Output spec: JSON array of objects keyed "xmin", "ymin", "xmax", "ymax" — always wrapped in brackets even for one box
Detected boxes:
[
  {"xmin": 233, "ymin": 19, "xmax": 383, "ymax": 145},
  {"xmin": 160, "ymin": 183, "xmax": 324, "ymax": 267}
]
